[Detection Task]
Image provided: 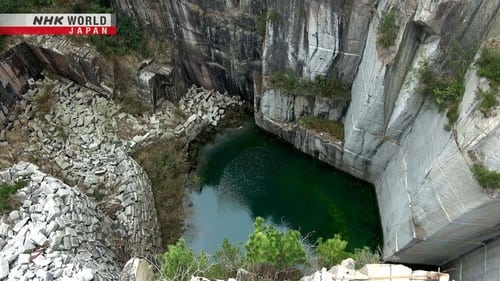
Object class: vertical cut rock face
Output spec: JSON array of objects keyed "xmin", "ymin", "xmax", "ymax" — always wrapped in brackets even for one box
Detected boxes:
[
  {"xmin": 4, "ymin": 0, "xmax": 493, "ymax": 275},
  {"xmin": 256, "ymin": 0, "xmax": 500, "ymax": 271},
  {"xmin": 114, "ymin": 0, "xmax": 263, "ymax": 100},
  {"xmin": 116, "ymin": 0, "xmax": 500, "ymax": 271}
]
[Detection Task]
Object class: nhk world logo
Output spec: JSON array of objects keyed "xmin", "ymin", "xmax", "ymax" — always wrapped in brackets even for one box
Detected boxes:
[{"xmin": 0, "ymin": 14, "xmax": 116, "ymax": 35}]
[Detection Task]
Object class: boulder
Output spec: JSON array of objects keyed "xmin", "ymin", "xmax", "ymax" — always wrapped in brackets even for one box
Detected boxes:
[{"xmin": 119, "ymin": 258, "xmax": 153, "ymax": 281}]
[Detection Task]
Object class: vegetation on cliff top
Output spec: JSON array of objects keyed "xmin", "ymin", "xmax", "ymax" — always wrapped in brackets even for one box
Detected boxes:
[
  {"xmin": 156, "ymin": 217, "xmax": 380, "ymax": 281},
  {"xmin": 268, "ymin": 69, "xmax": 351, "ymax": 102},
  {"xmin": 299, "ymin": 116, "xmax": 344, "ymax": 141}
]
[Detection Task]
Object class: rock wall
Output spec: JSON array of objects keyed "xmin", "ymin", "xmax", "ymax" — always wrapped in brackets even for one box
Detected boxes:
[
  {"xmin": 114, "ymin": 0, "xmax": 500, "ymax": 268},
  {"xmin": 255, "ymin": 0, "xmax": 500, "ymax": 267},
  {"xmin": 446, "ymin": 236, "xmax": 500, "ymax": 281},
  {"xmin": 114, "ymin": 0, "xmax": 262, "ymax": 100}
]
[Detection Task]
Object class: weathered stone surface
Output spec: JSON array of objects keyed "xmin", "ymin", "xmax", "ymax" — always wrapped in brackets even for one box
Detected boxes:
[
  {"xmin": 115, "ymin": 0, "xmax": 262, "ymax": 100},
  {"xmin": 256, "ymin": 0, "xmax": 500, "ymax": 267},
  {"xmin": 300, "ymin": 259, "xmax": 448, "ymax": 281},
  {"xmin": 119, "ymin": 258, "xmax": 153, "ymax": 281}
]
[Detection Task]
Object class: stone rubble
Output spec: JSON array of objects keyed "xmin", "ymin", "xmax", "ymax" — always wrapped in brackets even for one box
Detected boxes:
[
  {"xmin": 300, "ymin": 259, "xmax": 449, "ymax": 281},
  {"xmin": 0, "ymin": 162, "xmax": 120, "ymax": 281},
  {"xmin": 0, "ymin": 76, "xmax": 244, "ymax": 280}
]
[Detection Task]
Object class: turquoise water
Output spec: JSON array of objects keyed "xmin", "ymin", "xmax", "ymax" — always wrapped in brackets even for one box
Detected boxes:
[{"xmin": 184, "ymin": 121, "xmax": 382, "ymax": 254}]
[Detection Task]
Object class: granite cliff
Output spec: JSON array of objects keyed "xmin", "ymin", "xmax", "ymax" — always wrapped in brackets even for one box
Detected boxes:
[
  {"xmin": 115, "ymin": 0, "xmax": 500, "ymax": 279},
  {"xmin": 0, "ymin": 0, "xmax": 499, "ymax": 280}
]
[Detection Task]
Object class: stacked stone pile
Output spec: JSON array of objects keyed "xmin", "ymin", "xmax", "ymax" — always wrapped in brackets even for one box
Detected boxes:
[
  {"xmin": 19, "ymin": 78, "xmax": 164, "ymax": 257},
  {"xmin": 0, "ymin": 162, "xmax": 121, "ymax": 281},
  {"xmin": 176, "ymin": 85, "xmax": 243, "ymax": 136},
  {"xmin": 0, "ymin": 75, "xmax": 244, "ymax": 280}
]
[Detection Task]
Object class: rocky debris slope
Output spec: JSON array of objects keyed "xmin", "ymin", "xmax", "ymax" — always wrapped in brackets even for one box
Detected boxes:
[
  {"xmin": 0, "ymin": 162, "xmax": 121, "ymax": 281},
  {"xmin": 0, "ymin": 72, "xmax": 243, "ymax": 275}
]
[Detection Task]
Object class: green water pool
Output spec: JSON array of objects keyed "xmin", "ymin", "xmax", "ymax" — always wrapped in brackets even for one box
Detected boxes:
[{"xmin": 184, "ymin": 121, "xmax": 382, "ymax": 254}]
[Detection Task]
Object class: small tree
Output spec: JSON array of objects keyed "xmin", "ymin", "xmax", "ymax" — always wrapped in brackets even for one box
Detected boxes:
[
  {"xmin": 377, "ymin": 10, "xmax": 399, "ymax": 48},
  {"xmin": 157, "ymin": 238, "xmax": 210, "ymax": 281},
  {"xmin": 209, "ymin": 238, "xmax": 244, "ymax": 279},
  {"xmin": 316, "ymin": 234, "xmax": 350, "ymax": 268},
  {"xmin": 245, "ymin": 217, "xmax": 307, "ymax": 271}
]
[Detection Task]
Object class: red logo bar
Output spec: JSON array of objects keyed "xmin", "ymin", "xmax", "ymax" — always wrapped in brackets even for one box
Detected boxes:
[{"xmin": 0, "ymin": 26, "xmax": 117, "ymax": 35}]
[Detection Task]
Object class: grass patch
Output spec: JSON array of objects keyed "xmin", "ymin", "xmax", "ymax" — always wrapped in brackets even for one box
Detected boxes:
[
  {"xmin": 477, "ymin": 47, "xmax": 500, "ymax": 88},
  {"xmin": 299, "ymin": 116, "xmax": 344, "ymax": 141},
  {"xmin": 115, "ymin": 95, "xmax": 151, "ymax": 116},
  {"xmin": 133, "ymin": 139, "xmax": 189, "ymax": 249},
  {"xmin": 269, "ymin": 70, "xmax": 351, "ymax": 101},
  {"xmin": 377, "ymin": 10, "xmax": 399, "ymax": 48},
  {"xmin": 0, "ymin": 180, "xmax": 27, "ymax": 212},
  {"xmin": 472, "ymin": 163, "xmax": 500, "ymax": 189}
]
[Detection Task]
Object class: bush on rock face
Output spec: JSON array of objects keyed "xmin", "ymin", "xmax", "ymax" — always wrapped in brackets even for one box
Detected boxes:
[
  {"xmin": 472, "ymin": 163, "xmax": 500, "ymax": 189},
  {"xmin": 377, "ymin": 10, "xmax": 398, "ymax": 48}
]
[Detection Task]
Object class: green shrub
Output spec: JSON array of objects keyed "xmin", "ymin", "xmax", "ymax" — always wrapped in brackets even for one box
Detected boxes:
[
  {"xmin": 477, "ymin": 47, "xmax": 500, "ymax": 87},
  {"xmin": 418, "ymin": 63, "xmax": 464, "ymax": 129},
  {"xmin": 268, "ymin": 70, "xmax": 350, "ymax": 101},
  {"xmin": 0, "ymin": 0, "xmax": 44, "ymax": 12},
  {"xmin": 208, "ymin": 238, "xmax": 244, "ymax": 279},
  {"xmin": 245, "ymin": 217, "xmax": 307, "ymax": 271},
  {"xmin": 157, "ymin": 218, "xmax": 381, "ymax": 280},
  {"xmin": 256, "ymin": 11, "xmax": 267, "ymax": 37},
  {"xmin": 89, "ymin": 14, "xmax": 148, "ymax": 58},
  {"xmin": 472, "ymin": 163, "xmax": 500, "ymax": 189},
  {"xmin": 299, "ymin": 116, "xmax": 344, "ymax": 141},
  {"xmin": 157, "ymin": 238, "xmax": 210, "ymax": 281},
  {"xmin": 0, "ymin": 181, "xmax": 27, "ymax": 212},
  {"xmin": 352, "ymin": 247, "xmax": 381, "ymax": 269},
  {"xmin": 268, "ymin": 9, "xmax": 280, "ymax": 23},
  {"xmin": 477, "ymin": 89, "xmax": 498, "ymax": 115},
  {"xmin": 377, "ymin": 10, "xmax": 398, "ymax": 48},
  {"xmin": 316, "ymin": 234, "xmax": 350, "ymax": 268}
]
